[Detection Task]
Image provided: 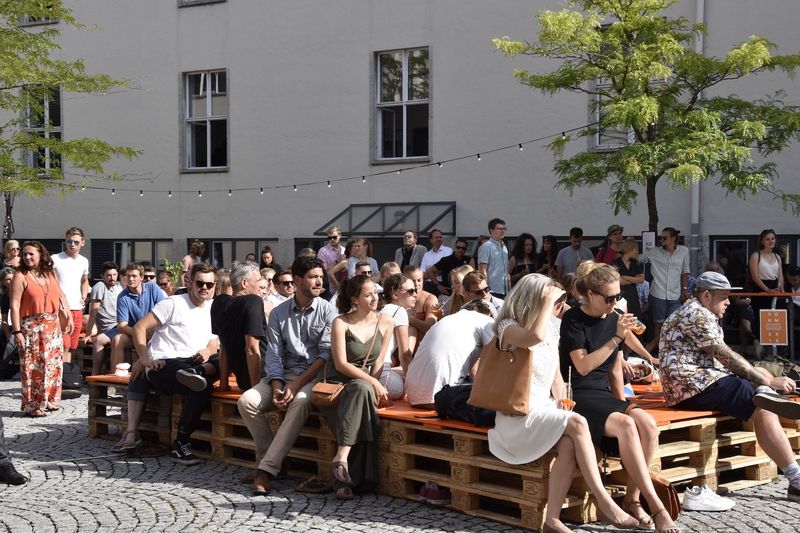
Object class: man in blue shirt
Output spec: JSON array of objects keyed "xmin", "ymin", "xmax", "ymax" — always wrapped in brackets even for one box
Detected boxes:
[
  {"xmin": 110, "ymin": 263, "xmax": 166, "ymax": 366},
  {"xmin": 478, "ymin": 218, "xmax": 509, "ymax": 298},
  {"xmin": 237, "ymin": 256, "xmax": 336, "ymax": 494}
]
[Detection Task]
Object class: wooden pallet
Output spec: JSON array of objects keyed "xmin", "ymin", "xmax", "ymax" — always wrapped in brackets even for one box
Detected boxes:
[{"xmin": 86, "ymin": 375, "xmax": 172, "ymax": 446}]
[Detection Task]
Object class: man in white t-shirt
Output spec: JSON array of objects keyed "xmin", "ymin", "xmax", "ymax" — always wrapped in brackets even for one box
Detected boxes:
[
  {"xmin": 115, "ymin": 264, "xmax": 219, "ymax": 465},
  {"xmin": 52, "ymin": 227, "xmax": 90, "ymax": 397},
  {"xmin": 405, "ymin": 301, "xmax": 496, "ymax": 408}
]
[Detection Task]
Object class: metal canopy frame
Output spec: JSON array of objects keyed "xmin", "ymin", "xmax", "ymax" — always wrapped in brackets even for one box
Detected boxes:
[{"xmin": 315, "ymin": 202, "xmax": 456, "ymax": 237}]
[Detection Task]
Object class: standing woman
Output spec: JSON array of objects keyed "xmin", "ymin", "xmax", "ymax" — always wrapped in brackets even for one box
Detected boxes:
[
  {"xmin": 614, "ymin": 239, "xmax": 644, "ymax": 318},
  {"xmin": 346, "ymin": 239, "xmax": 379, "ymax": 281},
  {"xmin": 508, "ymin": 233, "xmax": 538, "ymax": 287},
  {"xmin": 536, "ymin": 235, "xmax": 558, "ymax": 278},
  {"xmin": 749, "ymin": 229, "xmax": 784, "ymax": 336},
  {"xmin": 182, "ymin": 239, "xmax": 205, "ymax": 288},
  {"xmin": 3, "ymin": 241, "xmax": 20, "ymax": 269},
  {"xmin": 560, "ymin": 261, "xmax": 681, "ymax": 533},
  {"xmin": 489, "ymin": 274, "xmax": 637, "ymax": 533},
  {"xmin": 9, "ymin": 241, "xmax": 73, "ymax": 417},
  {"xmin": 323, "ymin": 276, "xmax": 393, "ymax": 500}
]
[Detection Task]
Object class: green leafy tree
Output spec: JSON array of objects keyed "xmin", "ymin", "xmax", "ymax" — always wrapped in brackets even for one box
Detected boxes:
[
  {"xmin": 494, "ymin": 0, "xmax": 800, "ymax": 230},
  {"xmin": 0, "ymin": 1, "xmax": 138, "ymax": 198}
]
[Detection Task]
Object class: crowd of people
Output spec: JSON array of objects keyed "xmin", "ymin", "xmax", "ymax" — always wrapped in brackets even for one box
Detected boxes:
[{"xmin": 0, "ymin": 221, "xmax": 799, "ymax": 533}]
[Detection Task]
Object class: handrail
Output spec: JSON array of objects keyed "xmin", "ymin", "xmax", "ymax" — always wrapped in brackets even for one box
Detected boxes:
[{"xmin": 730, "ymin": 292, "xmax": 800, "ymax": 297}]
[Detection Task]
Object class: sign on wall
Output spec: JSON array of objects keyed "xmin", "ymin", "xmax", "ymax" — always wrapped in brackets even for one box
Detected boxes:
[{"xmin": 759, "ymin": 309, "xmax": 788, "ymax": 346}]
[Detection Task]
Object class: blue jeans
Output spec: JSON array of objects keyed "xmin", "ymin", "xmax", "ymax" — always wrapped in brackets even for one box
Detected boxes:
[{"xmin": 650, "ymin": 296, "xmax": 681, "ymax": 323}]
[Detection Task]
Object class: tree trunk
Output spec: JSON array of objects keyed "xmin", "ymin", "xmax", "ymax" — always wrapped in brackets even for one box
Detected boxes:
[{"xmin": 646, "ymin": 176, "xmax": 658, "ymax": 232}]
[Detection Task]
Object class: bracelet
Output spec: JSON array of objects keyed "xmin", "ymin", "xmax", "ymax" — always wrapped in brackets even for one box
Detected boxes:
[
  {"xmin": 609, "ymin": 337, "xmax": 620, "ymax": 348},
  {"xmin": 11, "ymin": 330, "xmax": 21, "ymax": 335},
  {"xmin": 612, "ymin": 334, "xmax": 623, "ymax": 343}
]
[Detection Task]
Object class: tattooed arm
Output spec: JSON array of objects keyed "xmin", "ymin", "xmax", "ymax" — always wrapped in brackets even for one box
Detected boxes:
[{"xmin": 702, "ymin": 343, "xmax": 768, "ymax": 385}]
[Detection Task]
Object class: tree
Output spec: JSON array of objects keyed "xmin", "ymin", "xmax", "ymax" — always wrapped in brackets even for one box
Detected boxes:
[
  {"xmin": 493, "ymin": 0, "xmax": 800, "ymax": 231},
  {"xmin": 0, "ymin": 1, "xmax": 138, "ymax": 200}
]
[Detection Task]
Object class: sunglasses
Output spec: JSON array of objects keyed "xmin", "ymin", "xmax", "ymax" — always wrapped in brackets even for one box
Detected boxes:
[
  {"xmin": 471, "ymin": 286, "xmax": 492, "ymax": 296},
  {"xmin": 278, "ymin": 280, "xmax": 294, "ymax": 286},
  {"xmin": 65, "ymin": 239, "xmax": 81, "ymax": 246},
  {"xmin": 143, "ymin": 274, "xmax": 156, "ymax": 280},
  {"xmin": 455, "ymin": 245, "xmax": 468, "ymax": 250},
  {"xmin": 358, "ymin": 271, "xmax": 373, "ymax": 276},
  {"xmin": 597, "ymin": 292, "xmax": 623, "ymax": 304},
  {"xmin": 403, "ymin": 288, "xmax": 418, "ymax": 295},
  {"xmin": 10, "ymin": 247, "xmax": 19, "ymax": 251},
  {"xmin": 194, "ymin": 280, "xmax": 216, "ymax": 289},
  {"xmin": 158, "ymin": 282, "xmax": 170, "ymax": 288},
  {"xmin": 328, "ymin": 235, "xmax": 340, "ymax": 240}
]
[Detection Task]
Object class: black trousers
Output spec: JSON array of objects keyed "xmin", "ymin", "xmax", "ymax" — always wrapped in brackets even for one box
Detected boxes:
[
  {"xmin": 128, "ymin": 357, "xmax": 219, "ymax": 437},
  {"xmin": 0, "ymin": 412, "xmax": 10, "ymax": 466}
]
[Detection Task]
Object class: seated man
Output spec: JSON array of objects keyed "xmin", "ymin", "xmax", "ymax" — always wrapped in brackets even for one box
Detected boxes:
[
  {"xmin": 660, "ymin": 271, "xmax": 800, "ymax": 502},
  {"xmin": 355, "ymin": 260, "xmax": 382, "ymax": 293},
  {"xmin": 113, "ymin": 264, "xmax": 220, "ymax": 465},
  {"xmin": 237, "ymin": 256, "xmax": 336, "ymax": 494},
  {"xmin": 112, "ymin": 263, "xmax": 166, "ymax": 367},
  {"xmin": 84, "ymin": 262, "xmax": 123, "ymax": 375},
  {"xmin": 405, "ymin": 300, "xmax": 495, "ymax": 408},
  {"xmin": 267, "ymin": 270, "xmax": 295, "ymax": 306},
  {"xmin": 461, "ymin": 271, "xmax": 504, "ymax": 313}
]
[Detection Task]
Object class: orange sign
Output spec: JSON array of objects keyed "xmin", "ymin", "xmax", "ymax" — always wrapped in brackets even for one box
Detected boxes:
[{"xmin": 759, "ymin": 309, "xmax": 788, "ymax": 346}]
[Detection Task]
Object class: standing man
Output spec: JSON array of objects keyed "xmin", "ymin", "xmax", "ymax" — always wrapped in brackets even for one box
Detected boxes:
[
  {"xmin": 477, "ymin": 218, "xmax": 509, "ymax": 298},
  {"xmin": 659, "ymin": 271, "xmax": 800, "ymax": 502},
  {"xmin": 213, "ymin": 261, "xmax": 268, "ymax": 392},
  {"xmin": 237, "ymin": 256, "xmax": 336, "ymax": 494},
  {"xmin": 317, "ymin": 226, "xmax": 345, "ymax": 272},
  {"xmin": 52, "ymin": 226, "xmax": 90, "ymax": 398},
  {"xmin": 420, "ymin": 228, "xmax": 452, "ymax": 295},
  {"xmin": 640, "ymin": 226, "xmax": 690, "ymax": 352},
  {"xmin": 554, "ymin": 226, "xmax": 594, "ymax": 279},
  {"xmin": 394, "ymin": 230, "xmax": 427, "ymax": 270},
  {"xmin": 84, "ymin": 262, "xmax": 123, "ymax": 375},
  {"xmin": 425, "ymin": 238, "xmax": 470, "ymax": 296},
  {"xmin": 595, "ymin": 224, "xmax": 624, "ymax": 264}
]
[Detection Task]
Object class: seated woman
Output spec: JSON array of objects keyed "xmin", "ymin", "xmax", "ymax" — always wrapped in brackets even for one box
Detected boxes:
[
  {"xmin": 560, "ymin": 261, "xmax": 681, "ymax": 533},
  {"xmin": 322, "ymin": 276, "xmax": 393, "ymax": 500},
  {"xmin": 441, "ymin": 264, "xmax": 474, "ymax": 316},
  {"xmin": 378, "ymin": 275, "xmax": 418, "ymax": 398},
  {"xmin": 488, "ymin": 274, "xmax": 637, "ymax": 533}
]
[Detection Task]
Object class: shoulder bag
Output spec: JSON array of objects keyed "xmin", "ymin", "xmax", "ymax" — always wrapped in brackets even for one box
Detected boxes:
[
  {"xmin": 467, "ymin": 329, "xmax": 532, "ymax": 416},
  {"xmin": 646, "ymin": 474, "xmax": 681, "ymax": 520},
  {"xmin": 311, "ymin": 314, "xmax": 379, "ymax": 409}
]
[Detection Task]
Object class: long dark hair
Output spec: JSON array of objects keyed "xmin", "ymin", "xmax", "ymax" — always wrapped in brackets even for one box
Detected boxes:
[
  {"xmin": 336, "ymin": 275, "xmax": 372, "ymax": 314},
  {"xmin": 757, "ymin": 228, "xmax": 776, "ymax": 251},
  {"xmin": 511, "ymin": 233, "xmax": 537, "ymax": 263},
  {"xmin": 539, "ymin": 235, "xmax": 556, "ymax": 264},
  {"xmin": 381, "ymin": 274, "xmax": 409, "ymax": 307},
  {"xmin": 19, "ymin": 241, "xmax": 54, "ymax": 275}
]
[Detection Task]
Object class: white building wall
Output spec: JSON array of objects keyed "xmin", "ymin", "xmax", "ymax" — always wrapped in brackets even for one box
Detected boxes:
[{"xmin": 7, "ymin": 0, "xmax": 799, "ymax": 268}]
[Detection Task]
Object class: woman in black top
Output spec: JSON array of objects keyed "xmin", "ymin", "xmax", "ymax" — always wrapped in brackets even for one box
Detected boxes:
[
  {"xmin": 507, "ymin": 233, "xmax": 537, "ymax": 287},
  {"xmin": 536, "ymin": 235, "xmax": 557, "ymax": 277},
  {"xmin": 559, "ymin": 261, "xmax": 681, "ymax": 533},
  {"xmin": 613, "ymin": 239, "xmax": 644, "ymax": 317}
]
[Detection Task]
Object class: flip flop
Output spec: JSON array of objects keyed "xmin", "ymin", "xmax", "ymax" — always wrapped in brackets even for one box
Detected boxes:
[
  {"xmin": 112, "ymin": 432, "xmax": 142, "ymax": 453},
  {"xmin": 295, "ymin": 476, "xmax": 334, "ymax": 494},
  {"xmin": 330, "ymin": 460, "xmax": 352, "ymax": 485},
  {"xmin": 335, "ymin": 486, "xmax": 354, "ymax": 500}
]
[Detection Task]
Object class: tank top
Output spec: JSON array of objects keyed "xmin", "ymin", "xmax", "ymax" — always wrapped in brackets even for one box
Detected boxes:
[
  {"xmin": 20, "ymin": 271, "xmax": 60, "ymax": 318},
  {"xmin": 757, "ymin": 252, "xmax": 781, "ymax": 281}
]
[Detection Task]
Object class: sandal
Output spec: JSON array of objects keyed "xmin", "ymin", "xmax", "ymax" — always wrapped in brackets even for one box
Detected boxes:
[
  {"xmin": 597, "ymin": 508, "xmax": 639, "ymax": 530},
  {"xmin": 623, "ymin": 500, "xmax": 655, "ymax": 530},
  {"xmin": 652, "ymin": 509, "xmax": 682, "ymax": 533},
  {"xmin": 111, "ymin": 431, "xmax": 142, "ymax": 453},
  {"xmin": 330, "ymin": 460, "xmax": 352, "ymax": 485},
  {"xmin": 335, "ymin": 486, "xmax": 354, "ymax": 500},
  {"xmin": 295, "ymin": 476, "xmax": 334, "ymax": 494},
  {"xmin": 45, "ymin": 402, "xmax": 60, "ymax": 411},
  {"xmin": 26, "ymin": 409, "xmax": 47, "ymax": 417}
]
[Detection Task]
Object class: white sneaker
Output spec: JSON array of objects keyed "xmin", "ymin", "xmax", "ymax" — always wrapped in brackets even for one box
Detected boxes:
[{"xmin": 683, "ymin": 485, "xmax": 735, "ymax": 512}]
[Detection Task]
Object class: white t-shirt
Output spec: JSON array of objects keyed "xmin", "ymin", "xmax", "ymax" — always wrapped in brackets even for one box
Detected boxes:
[
  {"xmin": 380, "ymin": 303, "xmax": 409, "ymax": 358},
  {"xmin": 405, "ymin": 310, "xmax": 494, "ymax": 406},
  {"xmin": 52, "ymin": 252, "xmax": 89, "ymax": 310},
  {"xmin": 149, "ymin": 294, "xmax": 216, "ymax": 360}
]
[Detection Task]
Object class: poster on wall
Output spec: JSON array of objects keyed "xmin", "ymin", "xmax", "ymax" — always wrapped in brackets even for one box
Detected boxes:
[{"xmin": 641, "ymin": 232, "xmax": 656, "ymax": 255}]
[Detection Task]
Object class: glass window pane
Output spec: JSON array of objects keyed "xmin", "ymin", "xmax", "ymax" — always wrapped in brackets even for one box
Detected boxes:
[
  {"xmin": 211, "ymin": 93, "xmax": 228, "ymax": 116},
  {"xmin": 210, "ymin": 241, "xmax": 232, "ymax": 270},
  {"xmin": 236, "ymin": 240, "xmax": 256, "ymax": 260},
  {"xmin": 155, "ymin": 242, "xmax": 172, "ymax": 270},
  {"xmin": 380, "ymin": 106, "xmax": 403, "ymax": 158},
  {"xmin": 379, "ymin": 52, "xmax": 402, "ymax": 103},
  {"xmin": 714, "ymin": 240, "xmax": 749, "ymax": 289},
  {"xmin": 406, "ymin": 104, "xmax": 429, "ymax": 157},
  {"xmin": 213, "ymin": 71, "xmax": 226, "ymax": 94},
  {"xmin": 49, "ymin": 131, "xmax": 62, "ymax": 169},
  {"xmin": 115, "ymin": 242, "xmax": 132, "ymax": 269},
  {"xmin": 187, "ymin": 73, "xmax": 206, "ymax": 118},
  {"xmin": 408, "ymin": 49, "xmax": 429, "ymax": 101},
  {"xmin": 48, "ymin": 88, "xmax": 61, "ymax": 127},
  {"xmin": 209, "ymin": 119, "xmax": 227, "ymax": 167},
  {"xmin": 188, "ymin": 121, "xmax": 208, "ymax": 167},
  {"xmin": 134, "ymin": 241, "xmax": 153, "ymax": 264}
]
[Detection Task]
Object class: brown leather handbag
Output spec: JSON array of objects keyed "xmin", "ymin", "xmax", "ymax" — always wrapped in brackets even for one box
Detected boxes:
[
  {"xmin": 467, "ymin": 335, "xmax": 532, "ymax": 416},
  {"xmin": 647, "ymin": 474, "xmax": 681, "ymax": 520},
  {"xmin": 310, "ymin": 316, "xmax": 379, "ymax": 409}
]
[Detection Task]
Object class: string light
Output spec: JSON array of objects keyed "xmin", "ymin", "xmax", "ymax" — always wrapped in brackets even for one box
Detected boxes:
[
  {"xmin": 327, "ymin": 181, "xmax": 331, "ymax": 188},
  {"xmin": 437, "ymin": 162, "xmax": 443, "ymax": 168},
  {"xmin": 361, "ymin": 176, "xmax": 366, "ymax": 183},
  {"xmin": 139, "ymin": 190, "xmax": 143, "ymax": 197},
  {"xmin": 260, "ymin": 187, "xmax": 264, "ymax": 195},
  {"xmin": 228, "ymin": 189, "xmax": 232, "ymax": 197},
  {"xmin": 111, "ymin": 189, "xmax": 115, "ymax": 195},
  {"xmin": 476, "ymin": 153, "xmax": 481, "ymax": 161},
  {"xmin": 81, "ymin": 186, "xmax": 86, "ymax": 191},
  {"xmin": 396, "ymin": 169, "xmax": 401, "ymax": 175},
  {"xmin": 561, "ymin": 132, "xmax": 566, "ymax": 140},
  {"xmin": 198, "ymin": 191, "xmax": 202, "ymax": 198},
  {"xmin": 168, "ymin": 190, "xmax": 172, "ymax": 198},
  {"xmin": 519, "ymin": 144, "xmax": 524, "ymax": 151},
  {"xmin": 293, "ymin": 184, "xmax": 297, "ymax": 192}
]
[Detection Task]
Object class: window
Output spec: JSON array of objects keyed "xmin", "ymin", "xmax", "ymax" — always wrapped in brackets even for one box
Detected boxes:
[
  {"xmin": 375, "ymin": 48, "xmax": 429, "ymax": 161},
  {"xmin": 712, "ymin": 239, "xmax": 749, "ymax": 290},
  {"xmin": 90, "ymin": 239, "xmax": 172, "ymax": 280},
  {"xmin": 183, "ymin": 70, "xmax": 228, "ymax": 170},
  {"xmin": 23, "ymin": 86, "xmax": 62, "ymax": 173},
  {"xmin": 20, "ymin": 4, "xmax": 58, "ymax": 26},
  {"xmin": 189, "ymin": 239, "xmax": 276, "ymax": 270},
  {"xmin": 592, "ymin": 87, "xmax": 633, "ymax": 150}
]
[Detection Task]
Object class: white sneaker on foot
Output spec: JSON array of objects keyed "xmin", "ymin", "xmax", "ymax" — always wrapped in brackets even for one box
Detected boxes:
[{"xmin": 683, "ymin": 485, "xmax": 735, "ymax": 512}]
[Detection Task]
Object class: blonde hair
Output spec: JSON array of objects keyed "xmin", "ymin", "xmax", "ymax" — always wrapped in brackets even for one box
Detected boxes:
[
  {"xmin": 574, "ymin": 261, "xmax": 619, "ymax": 297},
  {"xmin": 216, "ymin": 271, "xmax": 232, "ymax": 296},
  {"xmin": 3, "ymin": 240, "xmax": 19, "ymax": 259},
  {"xmin": 494, "ymin": 273, "xmax": 553, "ymax": 333},
  {"xmin": 445, "ymin": 264, "xmax": 475, "ymax": 315},
  {"xmin": 620, "ymin": 239, "xmax": 638, "ymax": 256}
]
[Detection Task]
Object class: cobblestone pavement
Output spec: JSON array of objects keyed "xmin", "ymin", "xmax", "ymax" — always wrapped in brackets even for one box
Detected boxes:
[{"xmin": 1, "ymin": 379, "xmax": 799, "ymax": 533}]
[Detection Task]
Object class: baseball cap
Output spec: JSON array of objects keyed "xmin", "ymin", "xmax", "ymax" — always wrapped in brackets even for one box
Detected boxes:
[
  {"xmin": 607, "ymin": 224, "xmax": 624, "ymax": 235},
  {"xmin": 694, "ymin": 271, "xmax": 742, "ymax": 291}
]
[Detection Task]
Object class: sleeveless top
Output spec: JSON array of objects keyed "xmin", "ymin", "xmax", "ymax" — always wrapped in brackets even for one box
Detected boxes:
[
  {"xmin": 757, "ymin": 252, "xmax": 781, "ymax": 281},
  {"xmin": 325, "ymin": 322, "xmax": 384, "ymax": 383},
  {"xmin": 20, "ymin": 271, "xmax": 60, "ymax": 318}
]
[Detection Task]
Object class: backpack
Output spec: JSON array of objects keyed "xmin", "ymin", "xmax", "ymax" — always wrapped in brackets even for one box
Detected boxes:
[{"xmin": 433, "ymin": 383, "xmax": 496, "ymax": 427}]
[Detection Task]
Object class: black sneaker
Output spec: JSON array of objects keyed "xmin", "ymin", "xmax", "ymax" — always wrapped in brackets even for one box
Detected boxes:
[
  {"xmin": 170, "ymin": 440, "xmax": 202, "ymax": 465},
  {"xmin": 60, "ymin": 389, "xmax": 83, "ymax": 400},
  {"xmin": 789, "ymin": 484, "xmax": 800, "ymax": 502},
  {"xmin": 0, "ymin": 463, "xmax": 28, "ymax": 485},
  {"xmin": 754, "ymin": 392, "xmax": 800, "ymax": 420},
  {"xmin": 176, "ymin": 368, "xmax": 207, "ymax": 392}
]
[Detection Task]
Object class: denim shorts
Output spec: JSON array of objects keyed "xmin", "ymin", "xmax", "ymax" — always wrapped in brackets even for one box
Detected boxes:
[
  {"xmin": 674, "ymin": 374, "xmax": 756, "ymax": 421},
  {"xmin": 650, "ymin": 295, "xmax": 681, "ymax": 323}
]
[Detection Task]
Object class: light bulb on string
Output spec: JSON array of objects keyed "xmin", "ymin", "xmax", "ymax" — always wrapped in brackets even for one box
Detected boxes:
[
  {"xmin": 476, "ymin": 154, "xmax": 481, "ymax": 161},
  {"xmin": 139, "ymin": 190, "xmax": 143, "ymax": 197},
  {"xmin": 260, "ymin": 188, "xmax": 264, "ymax": 195},
  {"xmin": 168, "ymin": 191, "xmax": 172, "ymax": 198},
  {"xmin": 561, "ymin": 132, "xmax": 566, "ymax": 140},
  {"xmin": 228, "ymin": 189, "xmax": 232, "ymax": 197},
  {"xmin": 111, "ymin": 189, "xmax": 115, "ymax": 196},
  {"xmin": 81, "ymin": 186, "xmax": 86, "ymax": 192},
  {"xmin": 361, "ymin": 176, "xmax": 366, "ymax": 183},
  {"xmin": 396, "ymin": 169, "xmax": 401, "ymax": 175},
  {"xmin": 519, "ymin": 144, "xmax": 524, "ymax": 151},
  {"xmin": 293, "ymin": 184, "xmax": 297, "ymax": 192},
  {"xmin": 198, "ymin": 191, "xmax": 202, "ymax": 198},
  {"xmin": 327, "ymin": 181, "xmax": 331, "ymax": 188},
  {"xmin": 437, "ymin": 162, "xmax": 443, "ymax": 168}
]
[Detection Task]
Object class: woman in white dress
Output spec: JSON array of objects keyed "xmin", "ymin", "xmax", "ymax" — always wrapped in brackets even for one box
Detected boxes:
[{"xmin": 488, "ymin": 274, "xmax": 637, "ymax": 533}]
